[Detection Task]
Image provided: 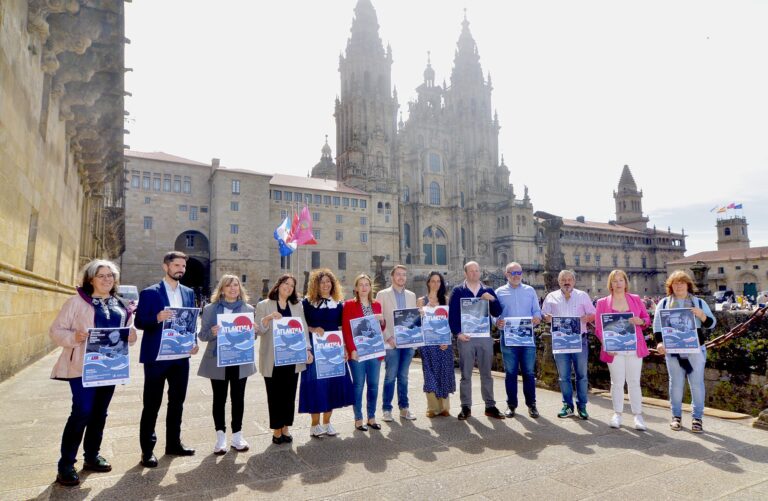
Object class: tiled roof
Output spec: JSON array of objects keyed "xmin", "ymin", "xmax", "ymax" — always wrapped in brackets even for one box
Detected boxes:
[
  {"xmin": 668, "ymin": 246, "xmax": 768, "ymax": 264},
  {"xmin": 125, "ymin": 150, "xmax": 209, "ymax": 166},
  {"xmin": 270, "ymin": 174, "xmax": 368, "ymax": 195}
]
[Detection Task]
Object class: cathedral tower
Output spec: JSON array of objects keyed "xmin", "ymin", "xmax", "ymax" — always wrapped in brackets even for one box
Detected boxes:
[
  {"xmin": 716, "ymin": 216, "xmax": 750, "ymax": 250},
  {"xmin": 613, "ymin": 164, "xmax": 649, "ymax": 230}
]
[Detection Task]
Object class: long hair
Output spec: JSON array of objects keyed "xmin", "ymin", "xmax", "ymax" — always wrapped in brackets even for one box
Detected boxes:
[
  {"xmin": 210, "ymin": 274, "xmax": 249, "ymax": 303},
  {"xmin": 80, "ymin": 260, "xmax": 120, "ymax": 297},
  {"xmin": 606, "ymin": 269, "xmax": 631, "ymax": 294},
  {"xmin": 268, "ymin": 274, "xmax": 299, "ymax": 304},
  {"xmin": 306, "ymin": 268, "xmax": 343, "ymax": 303},
  {"xmin": 425, "ymin": 271, "xmax": 447, "ymax": 305},
  {"xmin": 665, "ymin": 270, "xmax": 696, "ymax": 296},
  {"xmin": 352, "ymin": 273, "xmax": 374, "ymax": 304}
]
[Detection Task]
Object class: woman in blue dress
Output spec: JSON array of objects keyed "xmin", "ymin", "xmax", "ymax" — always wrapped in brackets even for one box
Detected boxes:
[
  {"xmin": 416, "ymin": 271, "xmax": 456, "ymax": 417},
  {"xmin": 299, "ymin": 269, "xmax": 354, "ymax": 437}
]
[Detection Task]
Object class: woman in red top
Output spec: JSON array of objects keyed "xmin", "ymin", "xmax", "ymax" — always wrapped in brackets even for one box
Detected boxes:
[
  {"xmin": 341, "ymin": 274, "xmax": 386, "ymax": 431},
  {"xmin": 594, "ymin": 269, "xmax": 651, "ymax": 431}
]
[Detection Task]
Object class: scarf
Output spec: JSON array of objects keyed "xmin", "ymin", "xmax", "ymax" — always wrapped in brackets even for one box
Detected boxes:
[{"xmin": 216, "ymin": 299, "xmax": 244, "ymax": 314}]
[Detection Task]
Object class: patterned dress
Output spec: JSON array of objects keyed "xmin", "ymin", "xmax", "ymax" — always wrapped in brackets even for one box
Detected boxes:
[
  {"xmin": 418, "ymin": 296, "xmax": 456, "ymax": 399},
  {"xmin": 298, "ymin": 298, "xmax": 355, "ymax": 413}
]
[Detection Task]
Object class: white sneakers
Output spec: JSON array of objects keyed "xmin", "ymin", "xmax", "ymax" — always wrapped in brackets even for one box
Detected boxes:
[
  {"xmin": 400, "ymin": 409, "xmax": 417, "ymax": 421},
  {"xmin": 214, "ymin": 430, "xmax": 227, "ymax": 455},
  {"xmin": 382, "ymin": 411, "xmax": 394, "ymax": 422},
  {"xmin": 310, "ymin": 424, "xmax": 327, "ymax": 437},
  {"xmin": 633, "ymin": 414, "xmax": 647, "ymax": 431},
  {"xmin": 231, "ymin": 431, "xmax": 250, "ymax": 451},
  {"xmin": 609, "ymin": 413, "xmax": 622, "ymax": 429},
  {"xmin": 324, "ymin": 423, "xmax": 338, "ymax": 436}
]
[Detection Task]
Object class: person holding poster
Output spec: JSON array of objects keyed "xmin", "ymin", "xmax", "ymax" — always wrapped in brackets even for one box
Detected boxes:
[
  {"xmin": 416, "ymin": 271, "xmax": 455, "ymax": 418},
  {"xmin": 299, "ymin": 269, "xmax": 354, "ymax": 438},
  {"xmin": 342, "ymin": 274, "xmax": 386, "ymax": 431},
  {"xmin": 49, "ymin": 260, "xmax": 137, "ymax": 486},
  {"xmin": 135, "ymin": 252, "xmax": 199, "ymax": 468},
  {"xmin": 198, "ymin": 275, "xmax": 255, "ymax": 454},
  {"xmin": 652, "ymin": 270, "xmax": 716, "ymax": 433},
  {"xmin": 448, "ymin": 261, "xmax": 503, "ymax": 421},
  {"xmin": 542, "ymin": 270, "xmax": 596, "ymax": 420},
  {"xmin": 494, "ymin": 262, "xmax": 542, "ymax": 419},
  {"xmin": 594, "ymin": 270, "xmax": 651, "ymax": 431},
  {"xmin": 376, "ymin": 265, "xmax": 419, "ymax": 422},
  {"xmin": 256, "ymin": 274, "xmax": 312, "ymax": 444}
]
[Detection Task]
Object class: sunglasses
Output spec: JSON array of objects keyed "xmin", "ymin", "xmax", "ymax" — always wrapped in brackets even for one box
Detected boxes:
[{"xmin": 507, "ymin": 271, "xmax": 523, "ymax": 276}]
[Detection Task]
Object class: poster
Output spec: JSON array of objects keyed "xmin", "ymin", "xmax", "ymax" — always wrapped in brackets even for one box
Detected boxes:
[
  {"xmin": 659, "ymin": 308, "xmax": 701, "ymax": 354},
  {"xmin": 216, "ymin": 312, "xmax": 255, "ymax": 367},
  {"xmin": 503, "ymin": 317, "xmax": 535, "ymax": 347},
  {"xmin": 157, "ymin": 307, "xmax": 199, "ymax": 361},
  {"xmin": 393, "ymin": 308, "xmax": 424, "ymax": 348},
  {"xmin": 350, "ymin": 315, "xmax": 386, "ymax": 361},
  {"xmin": 82, "ymin": 327, "xmax": 130, "ymax": 387},
  {"xmin": 422, "ymin": 306, "xmax": 452, "ymax": 346},
  {"xmin": 551, "ymin": 316, "xmax": 582, "ymax": 354},
  {"xmin": 313, "ymin": 330, "xmax": 346, "ymax": 379},
  {"xmin": 600, "ymin": 312, "xmax": 637, "ymax": 353},
  {"xmin": 460, "ymin": 297, "xmax": 490, "ymax": 338},
  {"xmin": 273, "ymin": 317, "xmax": 309, "ymax": 366}
]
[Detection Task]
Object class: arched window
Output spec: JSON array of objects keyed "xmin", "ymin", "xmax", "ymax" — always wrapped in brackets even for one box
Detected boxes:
[
  {"xmin": 724, "ymin": 227, "xmax": 731, "ymax": 236},
  {"xmin": 404, "ymin": 223, "xmax": 411, "ymax": 248},
  {"xmin": 429, "ymin": 182, "xmax": 441, "ymax": 205},
  {"xmin": 403, "ymin": 185, "xmax": 410, "ymax": 202},
  {"xmin": 422, "ymin": 225, "xmax": 448, "ymax": 266},
  {"xmin": 377, "ymin": 201, "xmax": 383, "ymax": 214},
  {"xmin": 460, "ymin": 192, "xmax": 465, "ymax": 208}
]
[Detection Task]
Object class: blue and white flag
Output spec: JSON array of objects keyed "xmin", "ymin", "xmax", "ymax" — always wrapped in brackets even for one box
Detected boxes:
[{"xmin": 274, "ymin": 217, "xmax": 297, "ymax": 257}]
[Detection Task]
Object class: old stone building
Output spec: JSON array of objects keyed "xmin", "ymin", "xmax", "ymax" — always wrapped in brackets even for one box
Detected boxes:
[{"xmin": 0, "ymin": 0, "xmax": 126, "ymax": 379}]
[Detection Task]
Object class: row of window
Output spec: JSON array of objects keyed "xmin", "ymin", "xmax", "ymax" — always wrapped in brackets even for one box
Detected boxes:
[
  {"xmin": 280, "ymin": 252, "xmax": 348, "ymax": 270},
  {"xmin": 131, "ymin": 171, "xmax": 191, "ymax": 194},
  {"xmin": 272, "ymin": 190, "xmax": 368, "ymax": 209},
  {"xmin": 278, "ymin": 210, "xmax": 367, "ymax": 226},
  {"xmin": 571, "ymin": 253, "xmax": 648, "ymax": 269}
]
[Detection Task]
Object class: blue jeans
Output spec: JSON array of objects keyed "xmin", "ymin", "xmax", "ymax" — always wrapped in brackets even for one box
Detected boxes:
[
  {"xmin": 553, "ymin": 337, "xmax": 589, "ymax": 410},
  {"xmin": 501, "ymin": 345, "xmax": 537, "ymax": 409},
  {"xmin": 58, "ymin": 378, "xmax": 115, "ymax": 471},
  {"xmin": 665, "ymin": 346, "xmax": 707, "ymax": 419},
  {"xmin": 382, "ymin": 347, "xmax": 415, "ymax": 412},
  {"xmin": 349, "ymin": 359, "xmax": 382, "ymax": 421}
]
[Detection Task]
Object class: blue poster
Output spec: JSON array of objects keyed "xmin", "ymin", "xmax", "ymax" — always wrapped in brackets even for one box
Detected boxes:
[
  {"xmin": 157, "ymin": 307, "xmax": 199, "ymax": 361},
  {"xmin": 659, "ymin": 308, "xmax": 700, "ymax": 354},
  {"xmin": 273, "ymin": 317, "xmax": 308, "ymax": 366},
  {"xmin": 394, "ymin": 308, "xmax": 424, "ymax": 348},
  {"xmin": 460, "ymin": 297, "xmax": 490, "ymax": 338},
  {"xmin": 503, "ymin": 317, "xmax": 535, "ymax": 347},
  {"xmin": 350, "ymin": 315, "xmax": 386, "ymax": 361},
  {"xmin": 83, "ymin": 327, "xmax": 131, "ymax": 388},
  {"xmin": 422, "ymin": 306, "xmax": 452, "ymax": 346},
  {"xmin": 551, "ymin": 316, "xmax": 582, "ymax": 354},
  {"xmin": 217, "ymin": 312, "xmax": 256, "ymax": 367},
  {"xmin": 601, "ymin": 312, "xmax": 637, "ymax": 353},
  {"xmin": 313, "ymin": 330, "xmax": 346, "ymax": 379}
]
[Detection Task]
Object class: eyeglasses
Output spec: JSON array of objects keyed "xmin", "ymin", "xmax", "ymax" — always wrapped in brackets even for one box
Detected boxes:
[
  {"xmin": 507, "ymin": 271, "xmax": 523, "ymax": 276},
  {"xmin": 95, "ymin": 274, "xmax": 115, "ymax": 280}
]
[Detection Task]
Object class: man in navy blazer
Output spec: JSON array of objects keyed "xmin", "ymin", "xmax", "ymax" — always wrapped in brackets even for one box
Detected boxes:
[{"xmin": 134, "ymin": 251, "xmax": 199, "ymax": 467}]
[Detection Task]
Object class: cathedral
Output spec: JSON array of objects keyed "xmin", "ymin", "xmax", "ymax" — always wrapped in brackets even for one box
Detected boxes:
[{"xmin": 313, "ymin": 0, "xmax": 685, "ymax": 296}]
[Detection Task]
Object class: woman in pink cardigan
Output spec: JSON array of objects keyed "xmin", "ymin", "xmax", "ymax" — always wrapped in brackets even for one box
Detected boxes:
[{"xmin": 594, "ymin": 269, "xmax": 651, "ymax": 431}]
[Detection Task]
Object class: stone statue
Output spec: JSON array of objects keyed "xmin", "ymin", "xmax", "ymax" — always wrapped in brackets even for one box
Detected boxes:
[
  {"xmin": 538, "ymin": 214, "xmax": 566, "ymax": 293},
  {"xmin": 690, "ymin": 261, "xmax": 714, "ymax": 307},
  {"xmin": 372, "ymin": 255, "xmax": 386, "ymax": 292}
]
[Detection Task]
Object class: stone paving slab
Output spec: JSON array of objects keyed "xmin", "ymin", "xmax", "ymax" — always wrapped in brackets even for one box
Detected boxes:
[{"xmin": 0, "ymin": 349, "xmax": 765, "ymax": 500}]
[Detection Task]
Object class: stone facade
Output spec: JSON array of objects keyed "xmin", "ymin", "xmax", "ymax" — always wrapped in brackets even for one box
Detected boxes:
[{"xmin": 0, "ymin": 0, "xmax": 126, "ymax": 380}]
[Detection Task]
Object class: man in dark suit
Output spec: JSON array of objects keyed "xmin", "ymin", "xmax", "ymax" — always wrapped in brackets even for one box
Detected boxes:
[{"xmin": 134, "ymin": 251, "xmax": 199, "ymax": 467}]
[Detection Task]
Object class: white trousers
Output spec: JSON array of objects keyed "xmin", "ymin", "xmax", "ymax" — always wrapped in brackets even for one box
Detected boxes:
[{"xmin": 607, "ymin": 353, "xmax": 643, "ymax": 415}]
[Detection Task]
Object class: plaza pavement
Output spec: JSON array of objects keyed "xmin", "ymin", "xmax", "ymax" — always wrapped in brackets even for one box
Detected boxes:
[{"xmin": 1, "ymin": 347, "xmax": 767, "ymax": 501}]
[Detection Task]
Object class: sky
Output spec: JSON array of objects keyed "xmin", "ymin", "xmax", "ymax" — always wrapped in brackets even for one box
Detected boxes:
[{"xmin": 124, "ymin": 1, "xmax": 768, "ymax": 255}]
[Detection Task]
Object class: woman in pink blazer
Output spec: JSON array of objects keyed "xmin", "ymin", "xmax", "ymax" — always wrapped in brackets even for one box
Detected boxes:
[{"xmin": 594, "ymin": 269, "xmax": 651, "ymax": 431}]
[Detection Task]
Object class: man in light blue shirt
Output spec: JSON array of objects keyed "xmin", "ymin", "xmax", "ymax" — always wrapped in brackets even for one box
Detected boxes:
[{"xmin": 495, "ymin": 262, "xmax": 542, "ymax": 418}]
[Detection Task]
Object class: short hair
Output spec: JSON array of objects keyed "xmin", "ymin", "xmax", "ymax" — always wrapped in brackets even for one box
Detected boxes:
[
  {"xmin": 80, "ymin": 259, "xmax": 120, "ymax": 297},
  {"xmin": 558, "ymin": 269, "xmax": 576, "ymax": 281},
  {"xmin": 464, "ymin": 261, "xmax": 480, "ymax": 273},
  {"xmin": 390, "ymin": 264, "xmax": 408, "ymax": 277},
  {"xmin": 607, "ymin": 269, "xmax": 631, "ymax": 294},
  {"xmin": 352, "ymin": 273, "xmax": 374, "ymax": 304},
  {"xmin": 267, "ymin": 274, "xmax": 299, "ymax": 304},
  {"xmin": 306, "ymin": 268, "xmax": 343, "ymax": 303},
  {"xmin": 505, "ymin": 261, "xmax": 522, "ymax": 273},
  {"xmin": 163, "ymin": 251, "xmax": 188, "ymax": 265},
  {"xmin": 210, "ymin": 274, "xmax": 249, "ymax": 303},
  {"xmin": 425, "ymin": 271, "xmax": 447, "ymax": 305},
  {"xmin": 665, "ymin": 270, "xmax": 696, "ymax": 296}
]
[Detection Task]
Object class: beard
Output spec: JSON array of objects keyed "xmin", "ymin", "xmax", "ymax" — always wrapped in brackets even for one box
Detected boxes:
[{"xmin": 167, "ymin": 271, "xmax": 184, "ymax": 282}]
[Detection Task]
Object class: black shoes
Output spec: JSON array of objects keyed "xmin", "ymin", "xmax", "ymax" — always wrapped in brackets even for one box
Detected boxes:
[
  {"xmin": 83, "ymin": 455, "xmax": 112, "ymax": 473},
  {"xmin": 165, "ymin": 443, "xmax": 195, "ymax": 456},
  {"xmin": 504, "ymin": 407, "xmax": 516, "ymax": 418},
  {"xmin": 485, "ymin": 406, "xmax": 505, "ymax": 419},
  {"xmin": 141, "ymin": 453, "xmax": 158, "ymax": 468},
  {"xmin": 55, "ymin": 466, "xmax": 80, "ymax": 486},
  {"xmin": 271, "ymin": 434, "xmax": 293, "ymax": 444},
  {"xmin": 457, "ymin": 406, "xmax": 472, "ymax": 420},
  {"xmin": 528, "ymin": 405, "xmax": 540, "ymax": 419}
]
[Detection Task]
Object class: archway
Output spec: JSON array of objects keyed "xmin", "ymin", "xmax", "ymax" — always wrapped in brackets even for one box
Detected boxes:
[{"xmin": 174, "ymin": 230, "xmax": 210, "ymax": 303}]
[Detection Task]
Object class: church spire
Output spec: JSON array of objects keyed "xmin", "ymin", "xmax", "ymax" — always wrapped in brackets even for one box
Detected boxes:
[
  {"xmin": 450, "ymin": 9, "xmax": 483, "ymax": 86},
  {"xmin": 613, "ymin": 164, "xmax": 648, "ymax": 230},
  {"xmin": 347, "ymin": 0, "xmax": 383, "ymax": 57}
]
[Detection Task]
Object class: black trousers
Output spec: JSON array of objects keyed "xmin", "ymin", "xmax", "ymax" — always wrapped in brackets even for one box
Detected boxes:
[
  {"xmin": 263, "ymin": 364, "xmax": 298, "ymax": 430},
  {"xmin": 210, "ymin": 365, "xmax": 248, "ymax": 433},
  {"xmin": 140, "ymin": 358, "xmax": 189, "ymax": 454}
]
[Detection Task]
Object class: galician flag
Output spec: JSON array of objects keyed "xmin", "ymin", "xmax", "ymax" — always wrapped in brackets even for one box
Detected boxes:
[{"xmin": 274, "ymin": 217, "xmax": 297, "ymax": 256}]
